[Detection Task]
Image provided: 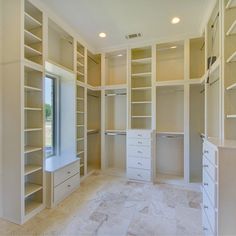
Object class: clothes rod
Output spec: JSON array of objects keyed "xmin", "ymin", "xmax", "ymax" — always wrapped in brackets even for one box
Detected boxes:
[
  {"xmin": 105, "ymin": 132, "xmax": 126, "ymax": 136},
  {"xmin": 88, "ymin": 93, "xmax": 99, "ymax": 98},
  {"xmin": 105, "ymin": 93, "xmax": 127, "ymax": 97}
]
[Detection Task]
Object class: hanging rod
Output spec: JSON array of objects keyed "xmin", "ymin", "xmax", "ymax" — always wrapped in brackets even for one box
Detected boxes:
[
  {"xmin": 105, "ymin": 93, "xmax": 127, "ymax": 97},
  {"xmin": 88, "ymin": 93, "xmax": 99, "ymax": 98},
  {"xmin": 105, "ymin": 132, "xmax": 126, "ymax": 136},
  {"xmin": 88, "ymin": 55, "xmax": 99, "ymax": 65},
  {"xmin": 210, "ymin": 78, "xmax": 219, "ymax": 86}
]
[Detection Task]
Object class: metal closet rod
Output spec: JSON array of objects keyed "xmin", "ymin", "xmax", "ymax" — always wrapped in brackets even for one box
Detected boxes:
[{"xmin": 105, "ymin": 93, "xmax": 127, "ymax": 96}]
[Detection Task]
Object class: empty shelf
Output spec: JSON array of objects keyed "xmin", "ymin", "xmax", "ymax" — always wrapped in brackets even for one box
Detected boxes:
[
  {"xmin": 132, "ymin": 115, "xmax": 152, "ymax": 118},
  {"xmin": 77, "ymin": 71, "xmax": 84, "ymax": 76},
  {"xmin": 77, "ymin": 97, "xmax": 84, "ymax": 101},
  {"xmin": 132, "ymin": 57, "xmax": 152, "ymax": 64},
  {"xmin": 226, "ymin": 82, "xmax": 236, "ymax": 90},
  {"xmin": 77, "ymin": 111, "xmax": 84, "ymax": 114},
  {"xmin": 25, "ymin": 183, "xmax": 42, "ymax": 198},
  {"xmin": 226, "ymin": 0, "xmax": 236, "ymax": 9},
  {"xmin": 77, "ymin": 61, "xmax": 84, "ymax": 67},
  {"xmin": 77, "ymin": 138, "xmax": 84, "ymax": 141},
  {"xmin": 24, "ymin": 30, "xmax": 42, "ymax": 44},
  {"xmin": 77, "ymin": 150, "xmax": 84, "ymax": 155},
  {"xmin": 157, "ymin": 131, "xmax": 184, "ymax": 136},
  {"xmin": 77, "ymin": 51, "xmax": 84, "ymax": 58},
  {"xmin": 131, "ymin": 87, "xmax": 152, "ymax": 91},
  {"xmin": 24, "ymin": 128, "xmax": 42, "ymax": 132},
  {"xmin": 227, "ymin": 114, "xmax": 236, "ymax": 118},
  {"xmin": 77, "ymin": 125, "xmax": 84, "ymax": 127},
  {"xmin": 25, "ymin": 200, "xmax": 42, "ymax": 216},
  {"xmin": 24, "ymin": 85, "xmax": 42, "ymax": 92},
  {"xmin": 24, "ymin": 107, "xmax": 42, "ymax": 111},
  {"xmin": 24, "ymin": 12, "xmax": 42, "ymax": 30},
  {"xmin": 131, "ymin": 72, "xmax": 152, "ymax": 78},
  {"xmin": 24, "ymin": 45, "xmax": 42, "ymax": 57},
  {"xmin": 226, "ymin": 19, "xmax": 236, "ymax": 36},
  {"xmin": 227, "ymin": 50, "xmax": 236, "ymax": 63},
  {"xmin": 24, "ymin": 146, "xmax": 42, "ymax": 154},
  {"xmin": 25, "ymin": 165, "xmax": 42, "ymax": 176},
  {"xmin": 132, "ymin": 101, "xmax": 152, "ymax": 104}
]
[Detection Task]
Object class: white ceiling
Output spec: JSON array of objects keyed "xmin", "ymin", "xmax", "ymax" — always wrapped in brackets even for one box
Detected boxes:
[{"xmin": 39, "ymin": 0, "xmax": 215, "ymax": 52}]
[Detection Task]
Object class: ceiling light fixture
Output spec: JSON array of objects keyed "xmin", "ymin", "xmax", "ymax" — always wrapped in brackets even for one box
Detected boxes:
[
  {"xmin": 171, "ymin": 17, "xmax": 180, "ymax": 24},
  {"xmin": 117, "ymin": 54, "xmax": 123, "ymax": 57},
  {"xmin": 170, "ymin": 46, "xmax": 177, "ymax": 49},
  {"xmin": 99, "ymin": 32, "xmax": 106, "ymax": 38}
]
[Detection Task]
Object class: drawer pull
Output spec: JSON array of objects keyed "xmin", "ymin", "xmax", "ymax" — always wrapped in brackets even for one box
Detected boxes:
[
  {"xmin": 204, "ymin": 205, "xmax": 208, "ymax": 209},
  {"xmin": 137, "ymin": 151, "xmax": 142, "ymax": 154},
  {"xmin": 138, "ymin": 134, "xmax": 142, "ymax": 137},
  {"xmin": 137, "ymin": 162, "xmax": 142, "ymax": 166},
  {"xmin": 203, "ymin": 182, "xmax": 208, "ymax": 186},
  {"xmin": 67, "ymin": 171, "xmax": 71, "ymax": 174},
  {"xmin": 203, "ymin": 227, "xmax": 208, "ymax": 231},
  {"xmin": 138, "ymin": 141, "xmax": 142, "ymax": 144},
  {"xmin": 204, "ymin": 150, "xmax": 209, "ymax": 154},
  {"xmin": 203, "ymin": 165, "xmax": 208, "ymax": 168},
  {"xmin": 137, "ymin": 174, "xmax": 142, "ymax": 177},
  {"xmin": 67, "ymin": 184, "xmax": 71, "ymax": 188}
]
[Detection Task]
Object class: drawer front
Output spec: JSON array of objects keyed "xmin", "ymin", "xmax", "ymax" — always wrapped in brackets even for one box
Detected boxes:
[
  {"xmin": 54, "ymin": 161, "xmax": 80, "ymax": 187},
  {"xmin": 127, "ymin": 157, "xmax": 151, "ymax": 170},
  {"xmin": 127, "ymin": 130, "xmax": 151, "ymax": 139},
  {"xmin": 203, "ymin": 189, "xmax": 216, "ymax": 234},
  {"xmin": 127, "ymin": 168, "xmax": 151, "ymax": 181},
  {"xmin": 54, "ymin": 173, "xmax": 80, "ymax": 204},
  {"xmin": 127, "ymin": 138, "xmax": 151, "ymax": 147},
  {"xmin": 203, "ymin": 156, "xmax": 217, "ymax": 181},
  {"xmin": 127, "ymin": 146, "xmax": 151, "ymax": 158},
  {"xmin": 202, "ymin": 208, "xmax": 215, "ymax": 236},
  {"xmin": 203, "ymin": 142, "xmax": 217, "ymax": 166},
  {"xmin": 203, "ymin": 169, "xmax": 217, "ymax": 207}
]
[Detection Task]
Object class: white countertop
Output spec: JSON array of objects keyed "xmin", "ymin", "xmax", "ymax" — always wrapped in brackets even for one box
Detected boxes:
[
  {"xmin": 45, "ymin": 156, "xmax": 79, "ymax": 172},
  {"xmin": 205, "ymin": 137, "xmax": 236, "ymax": 149}
]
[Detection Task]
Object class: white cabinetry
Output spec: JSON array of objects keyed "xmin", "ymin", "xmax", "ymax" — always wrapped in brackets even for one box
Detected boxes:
[
  {"xmin": 127, "ymin": 129, "xmax": 155, "ymax": 182},
  {"xmin": 46, "ymin": 159, "xmax": 80, "ymax": 208},
  {"xmin": 202, "ymin": 138, "xmax": 236, "ymax": 235}
]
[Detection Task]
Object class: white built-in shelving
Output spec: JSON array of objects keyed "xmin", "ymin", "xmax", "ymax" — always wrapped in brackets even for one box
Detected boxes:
[{"xmin": 226, "ymin": 0, "xmax": 236, "ymax": 9}]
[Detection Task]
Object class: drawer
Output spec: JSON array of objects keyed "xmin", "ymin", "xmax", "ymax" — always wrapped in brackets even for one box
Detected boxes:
[
  {"xmin": 127, "ymin": 157, "xmax": 151, "ymax": 170},
  {"xmin": 54, "ymin": 173, "xmax": 80, "ymax": 204},
  {"xmin": 203, "ymin": 142, "xmax": 217, "ymax": 166},
  {"xmin": 54, "ymin": 161, "xmax": 80, "ymax": 186},
  {"xmin": 127, "ymin": 130, "xmax": 152, "ymax": 139},
  {"xmin": 127, "ymin": 145, "xmax": 151, "ymax": 158},
  {"xmin": 203, "ymin": 169, "xmax": 217, "ymax": 207},
  {"xmin": 127, "ymin": 168, "xmax": 151, "ymax": 181},
  {"xmin": 203, "ymin": 155, "xmax": 217, "ymax": 181},
  {"xmin": 203, "ymin": 189, "xmax": 217, "ymax": 235},
  {"xmin": 202, "ymin": 208, "xmax": 215, "ymax": 236},
  {"xmin": 127, "ymin": 138, "xmax": 151, "ymax": 147}
]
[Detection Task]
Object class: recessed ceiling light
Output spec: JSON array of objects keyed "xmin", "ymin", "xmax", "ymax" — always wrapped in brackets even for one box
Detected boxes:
[
  {"xmin": 117, "ymin": 54, "xmax": 123, "ymax": 57},
  {"xmin": 171, "ymin": 17, "xmax": 180, "ymax": 24},
  {"xmin": 170, "ymin": 46, "xmax": 177, "ymax": 49},
  {"xmin": 99, "ymin": 32, "xmax": 106, "ymax": 38}
]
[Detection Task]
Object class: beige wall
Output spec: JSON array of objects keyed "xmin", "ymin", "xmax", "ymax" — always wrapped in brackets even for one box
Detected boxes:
[{"xmin": 0, "ymin": 0, "xmax": 3, "ymax": 217}]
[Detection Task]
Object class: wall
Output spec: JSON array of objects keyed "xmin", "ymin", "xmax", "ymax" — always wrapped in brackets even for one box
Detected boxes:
[{"xmin": 0, "ymin": 0, "xmax": 3, "ymax": 216}]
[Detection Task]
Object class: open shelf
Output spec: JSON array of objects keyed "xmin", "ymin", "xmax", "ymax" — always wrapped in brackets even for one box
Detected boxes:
[
  {"xmin": 131, "ymin": 72, "xmax": 152, "ymax": 77},
  {"xmin": 227, "ymin": 114, "xmax": 236, "ymax": 118},
  {"xmin": 25, "ymin": 183, "xmax": 42, "ymax": 198},
  {"xmin": 24, "ymin": 30, "xmax": 42, "ymax": 44},
  {"xmin": 87, "ymin": 129, "xmax": 100, "ymax": 134},
  {"xmin": 226, "ymin": 0, "xmax": 236, "ymax": 9},
  {"xmin": 157, "ymin": 131, "xmax": 184, "ymax": 136},
  {"xmin": 24, "ymin": 13, "xmax": 42, "ymax": 30},
  {"xmin": 132, "ymin": 116, "xmax": 152, "ymax": 118},
  {"xmin": 24, "ymin": 85, "xmax": 42, "ymax": 92},
  {"xmin": 24, "ymin": 107, "xmax": 42, "ymax": 111},
  {"xmin": 227, "ymin": 50, "xmax": 236, "ymax": 63},
  {"xmin": 24, "ymin": 128, "xmax": 42, "ymax": 132},
  {"xmin": 24, "ymin": 146, "xmax": 42, "ymax": 154},
  {"xmin": 24, "ymin": 44, "xmax": 42, "ymax": 57},
  {"xmin": 131, "ymin": 86, "xmax": 152, "ymax": 91},
  {"xmin": 25, "ymin": 165, "xmax": 42, "ymax": 176},
  {"xmin": 25, "ymin": 200, "xmax": 42, "ymax": 216},
  {"xmin": 226, "ymin": 19, "xmax": 236, "ymax": 36},
  {"xmin": 131, "ymin": 57, "xmax": 152, "ymax": 64},
  {"xmin": 226, "ymin": 82, "xmax": 236, "ymax": 90}
]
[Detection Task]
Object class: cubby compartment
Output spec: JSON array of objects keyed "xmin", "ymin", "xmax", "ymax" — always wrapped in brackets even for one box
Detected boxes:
[
  {"xmin": 77, "ymin": 42, "xmax": 85, "ymax": 82},
  {"xmin": 87, "ymin": 90, "xmax": 101, "ymax": 173},
  {"xmin": 190, "ymin": 37, "xmax": 205, "ymax": 79},
  {"xmin": 190, "ymin": 84, "xmax": 204, "ymax": 182},
  {"xmin": 156, "ymin": 41, "xmax": 184, "ymax": 82},
  {"xmin": 48, "ymin": 19, "xmax": 74, "ymax": 70},
  {"xmin": 25, "ymin": 189, "xmax": 43, "ymax": 216},
  {"xmin": 105, "ymin": 50, "xmax": 127, "ymax": 86},
  {"xmin": 24, "ymin": 0, "xmax": 43, "ymax": 65},
  {"xmin": 87, "ymin": 51, "xmax": 101, "ymax": 86}
]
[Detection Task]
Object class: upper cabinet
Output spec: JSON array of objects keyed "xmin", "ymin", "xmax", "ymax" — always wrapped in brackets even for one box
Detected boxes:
[{"xmin": 48, "ymin": 19, "xmax": 74, "ymax": 71}]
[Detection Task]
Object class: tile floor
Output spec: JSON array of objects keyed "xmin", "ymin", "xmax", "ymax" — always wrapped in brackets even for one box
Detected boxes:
[{"xmin": 0, "ymin": 172, "xmax": 203, "ymax": 236}]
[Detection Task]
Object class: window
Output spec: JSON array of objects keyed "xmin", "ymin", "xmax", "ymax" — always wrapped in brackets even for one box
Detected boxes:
[{"xmin": 45, "ymin": 76, "xmax": 57, "ymax": 157}]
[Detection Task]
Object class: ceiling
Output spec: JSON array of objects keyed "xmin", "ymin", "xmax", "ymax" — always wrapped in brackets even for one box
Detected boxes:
[{"xmin": 39, "ymin": 0, "xmax": 216, "ymax": 52}]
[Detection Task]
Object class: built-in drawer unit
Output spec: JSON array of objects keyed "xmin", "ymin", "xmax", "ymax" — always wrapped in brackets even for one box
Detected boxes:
[
  {"xmin": 46, "ymin": 158, "xmax": 80, "ymax": 208},
  {"xmin": 126, "ymin": 129, "xmax": 155, "ymax": 182},
  {"xmin": 202, "ymin": 139, "xmax": 236, "ymax": 236}
]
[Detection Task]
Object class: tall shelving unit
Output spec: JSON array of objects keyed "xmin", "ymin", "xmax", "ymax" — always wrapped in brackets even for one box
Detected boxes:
[
  {"xmin": 2, "ymin": 0, "xmax": 45, "ymax": 224},
  {"xmin": 130, "ymin": 46, "xmax": 153, "ymax": 129},
  {"xmin": 101, "ymin": 50, "xmax": 128, "ymax": 175},
  {"xmin": 223, "ymin": 0, "xmax": 236, "ymax": 140}
]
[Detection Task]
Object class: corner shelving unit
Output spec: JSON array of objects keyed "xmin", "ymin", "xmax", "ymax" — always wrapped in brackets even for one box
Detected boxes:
[
  {"xmin": 223, "ymin": 0, "xmax": 236, "ymax": 139},
  {"xmin": 130, "ymin": 46, "xmax": 153, "ymax": 129},
  {"xmin": 77, "ymin": 42, "xmax": 85, "ymax": 83}
]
